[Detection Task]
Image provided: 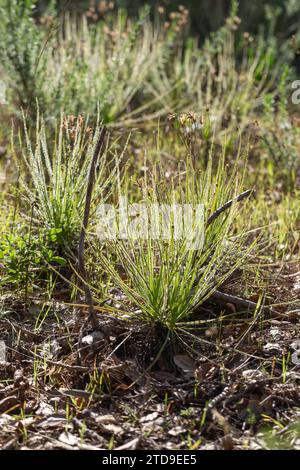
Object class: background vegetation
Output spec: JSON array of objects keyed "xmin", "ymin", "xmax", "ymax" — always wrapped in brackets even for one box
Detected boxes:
[{"xmin": 0, "ymin": 0, "xmax": 299, "ymax": 451}]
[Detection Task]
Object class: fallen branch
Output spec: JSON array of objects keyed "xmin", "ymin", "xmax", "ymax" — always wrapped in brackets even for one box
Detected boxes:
[
  {"xmin": 211, "ymin": 290, "xmax": 284, "ymax": 318},
  {"xmin": 211, "ymin": 290, "xmax": 258, "ymax": 311}
]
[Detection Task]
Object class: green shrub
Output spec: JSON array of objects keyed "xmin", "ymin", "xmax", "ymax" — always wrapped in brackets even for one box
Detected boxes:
[
  {"xmin": 0, "ymin": 227, "xmax": 66, "ymax": 291},
  {"xmin": 0, "ymin": 0, "xmax": 50, "ymax": 113}
]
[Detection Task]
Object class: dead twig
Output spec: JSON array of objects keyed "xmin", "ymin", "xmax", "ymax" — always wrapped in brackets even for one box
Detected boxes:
[
  {"xmin": 4, "ymin": 344, "xmax": 91, "ymax": 371},
  {"xmin": 211, "ymin": 290, "xmax": 284, "ymax": 319},
  {"xmin": 211, "ymin": 290, "xmax": 258, "ymax": 311}
]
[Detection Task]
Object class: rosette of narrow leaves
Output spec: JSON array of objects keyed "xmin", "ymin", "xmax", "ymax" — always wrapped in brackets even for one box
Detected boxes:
[
  {"xmin": 14, "ymin": 112, "xmax": 113, "ymax": 251},
  {"xmin": 96, "ymin": 150, "xmax": 253, "ymax": 331}
]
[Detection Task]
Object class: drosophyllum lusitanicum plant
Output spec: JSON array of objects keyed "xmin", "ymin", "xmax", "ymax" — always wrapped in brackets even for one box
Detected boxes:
[
  {"xmin": 14, "ymin": 111, "xmax": 114, "ymax": 255},
  {"xmin": 93, "ymin": 146, "xmax": 254, "ymax": 343}
]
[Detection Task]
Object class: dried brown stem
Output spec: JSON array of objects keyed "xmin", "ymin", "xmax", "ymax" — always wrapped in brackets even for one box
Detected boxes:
[{"xmin": 78, "ymin": 126, "xmax": 107, "ymax": 330}]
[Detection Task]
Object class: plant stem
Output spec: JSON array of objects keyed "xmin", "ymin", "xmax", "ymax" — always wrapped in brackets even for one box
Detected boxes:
[{"xmin": 78, "ymin": 126, "xmax": 107, "ymax": 330}]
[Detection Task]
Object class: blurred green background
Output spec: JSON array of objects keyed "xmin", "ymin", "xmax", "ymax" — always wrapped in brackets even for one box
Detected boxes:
[
  {"xmin": 40, "ymin": 0, "xmax": 300, "ymax": 41},
  {"xmin": 114, "ymin": 0, "xmax": 293, "ymax": 37}
]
